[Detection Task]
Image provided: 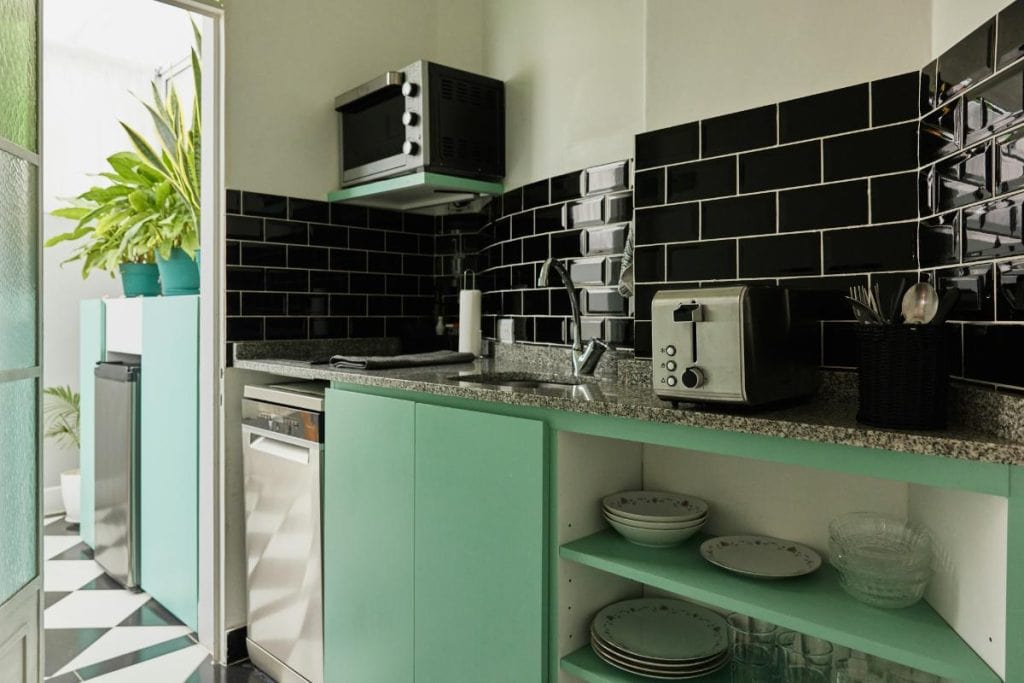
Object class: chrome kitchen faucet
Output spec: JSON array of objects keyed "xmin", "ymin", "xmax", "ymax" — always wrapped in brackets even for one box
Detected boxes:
[{"xmin": 538, "ymin": 257, "xmax": 609, "ymax": 379}]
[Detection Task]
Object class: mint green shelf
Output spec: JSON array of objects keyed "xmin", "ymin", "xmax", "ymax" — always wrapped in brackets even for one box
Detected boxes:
[
  {"xmin": 561, "ymin": 646, "xmax": 729, "ymax": 682},
  {"xmin": 560, "ymin": 531, "xmax": 999, "ymax": 682},
  {"xmin": 327, "ymin": 172, "xmax": 503, "ymax": 213}
]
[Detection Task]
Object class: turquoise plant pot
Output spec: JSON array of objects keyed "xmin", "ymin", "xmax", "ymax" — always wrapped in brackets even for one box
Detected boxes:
[
  {"xmin": 119, "ymin": 263, "xmax": 161, "ymax": 297},
  {"xmin": 156, "ymin": 247, "xmax": 200, "ymax": 296}
]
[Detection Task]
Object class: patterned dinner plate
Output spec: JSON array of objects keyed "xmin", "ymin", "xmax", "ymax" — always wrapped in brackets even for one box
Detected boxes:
[
  {"xmin": 602, "ymin": 491, "xmax": 709, "ymax": 523},
  {"xmin": 700, "ymin": 535, "xmax": 822, "ymax": 578},
  {"xmin": 591, "ymin": 598, "xmax": 728, "ymax": 662},
  {"xmin": 590, "ymin": 633, "xmax": 730, "ymax": 672}
]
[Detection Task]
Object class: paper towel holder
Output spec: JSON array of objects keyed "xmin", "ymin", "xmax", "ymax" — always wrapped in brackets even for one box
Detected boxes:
[{"xmin": 462, "ymin": 269, "xmax": 476, "ymax": 290}]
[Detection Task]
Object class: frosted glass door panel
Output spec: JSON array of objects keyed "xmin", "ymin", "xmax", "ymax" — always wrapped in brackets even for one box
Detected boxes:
[
  {"xmin": 0, "ymin": 0, "xmax": 38, "ymax": 151},
  {"xmin": 0, "ymin": 149, "xmax": 37, "ymax": 371},
  {"xmin": 0, "ymin": 379, "xmax": 37, "ymax": 603}
]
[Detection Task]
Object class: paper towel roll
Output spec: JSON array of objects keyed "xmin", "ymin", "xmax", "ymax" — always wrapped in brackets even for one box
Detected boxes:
[{"xmin": 458, "ymin": 289, "xmax": 482, "ymax": 355}]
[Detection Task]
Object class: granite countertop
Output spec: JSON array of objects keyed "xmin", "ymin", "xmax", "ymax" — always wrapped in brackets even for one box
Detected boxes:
[{"xmin": 232, "ymin": 342, "xmax": 1024, "ymax": 466}]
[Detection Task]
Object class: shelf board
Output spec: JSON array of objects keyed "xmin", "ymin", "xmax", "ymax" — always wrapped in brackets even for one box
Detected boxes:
[
  {"xmin": 327, "ymin": 172, "xmax": 503, "ymax": 213},
  {"xmin": 560, "ymin": 646, "xmax": 729, "ymax": 682},
  {"xmin": 560, "ymin": 531, "xmax": 999, "ymax": 682}
]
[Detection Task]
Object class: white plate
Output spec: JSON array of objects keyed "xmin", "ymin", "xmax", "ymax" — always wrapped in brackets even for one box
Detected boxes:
[
  {"xmin": 604, "ymin": 509, "xmax": 707, "ymax": 530},
  {"xmin": 606, "ymin": 516, "xmax": 704, "ymax": 547},
  {"xmin": 602, "ymin": 491, "xmax": 708, "ymax": 523},
  {"xmin": 591, "ymin": 598, "xmax": 728, "ymax": 662},
  {"xmin": 700, "ymin": 535, "xmax": 822, "ymax": 578},
  {"xmin": 590, "ymin": 632, "xmax": 728, "ymax": 671},
  {"xmin": 592, "ymin": 641, "xmax": 730, "ymax": 680}
]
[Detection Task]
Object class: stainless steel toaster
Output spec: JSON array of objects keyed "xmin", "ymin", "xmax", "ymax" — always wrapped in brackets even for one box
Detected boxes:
[{"xmin": 651, "ymin": 286, "xmax": 818, "ymax": 405}]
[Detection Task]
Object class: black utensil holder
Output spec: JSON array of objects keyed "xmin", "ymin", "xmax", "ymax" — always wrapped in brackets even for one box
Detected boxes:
[{"xmin": 856, "ymin": 325, "xmax": 948, "ymax": 430}]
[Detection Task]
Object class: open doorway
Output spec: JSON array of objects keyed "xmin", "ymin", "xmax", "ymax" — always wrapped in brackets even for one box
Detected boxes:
[{"xmin": 38, "ymin": 0, "xmax": 235, "ymax": 679}]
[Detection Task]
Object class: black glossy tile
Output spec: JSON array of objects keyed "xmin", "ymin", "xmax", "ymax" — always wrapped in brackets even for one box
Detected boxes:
[
  {"xmin": 403, "ymin": 296, "xmax": 434, "ymax": 317},
  {"xmin": 779, "ymin": 84, "xmax": 869, "ymax": 142},
  {"xmin": 367, "ymin": 208, "xmax": 403, "ymax": 231},
  {"xmin": 823, "ymin": 122, "xmax": 918, "ymax": 180},
  {"xmin": 633, "ymin": 320, "xmax": 652, "ymax": 357},
  {"xmin": 331, "ymin": 294, "xmax": 367, "ymax": 316},
  {"xmin": 242, "ymin": 191, "xmax": 287, "ymax": 218},
  {"xmin": 44, "ymin": 628, "xmax": 108, "ymax": 676},
  {"xmin": 701, "ymin": 193, "xmax": 776, "ymax": 238},
  {"xmin": 387, "ymin": 273, "xmax": 419, "ymax": 295},
  {"xmin": 371, "ymin": 296, "xmax": 402, "ymax": 316},
  {"xmin": 348, "ymin": 272, "xmax": 385, "ymax": 294},
  {"xmin": 385, "ymin": 231, "xmax": 418, "ymax": 253},
  {"xmin": 701, "ymin": 105, "xmax": 776, "ymax": 156},
  {"xmin": 738, "ymin": 233, "xmax": 820, "ymax": 278},
  {"xmin": 920, "ymin": 99, "xmax": 961, "ymax": 164},
  {"xmin": 288, "ymin": 246, "xmax": 329, "ymax": 270},
  {"xmin": 934, "ymin": 143, "xmax": 992, "ymax": 212},
  {"xmin": 502, "ymin": 240, "xmax": 521, "ymax": 266},
  {"xmin": 402, "ymin": 212, "xmax": 433, "ymax": 234},
  {"xmin": 309, "ymin": 223, "xmax": 347, "ymax": 248},
  {"xmin": 522, "ymin": 290, "xmax": 548, "ymax": 316},
  {"xmin": 635, "ymin": 203, "xmax": 699, "ymax": 245},
  {"xmin": 997, "ymin": 258, "xmax": 1024, "ymax": 320},
  {"xmin": 935, "ymin": 263, "xmax": 996, "ymax": 321},
  {"xmin": 226, "ymin": 266, "xmax": 264, "ymax": 291},
  {"xmin": 666, "ymin": 156, "xmax": 736, "ymax": 203},
  {"xmin": 634, "ymin": 245, "xmax": 666, "ymax": 282},
  {"xmin": 511, "ymin": 211, "xmax": 534, "ymax": 239},
  {"xmin": 266, "ymin": 268, "xmax": 309, "ymax": 292},
  {"xmin": 225, "ymin": 189, "xmax": 240, "ymax": 214},
  {"xmin": 786, "ymin": 275, "xmax": 868, "ymax": 321},
  {"xmin": 739, "ymin": 142, "xmax": 819, "ymax": 193},
  {"xmin": 872, "ymin": 72, "xmax": 920, "ymax": 126},
  {"xmin": 823, "ymin": 223, "xmax": 917, "ymax": 274},
  {"xmin": 550, "ymin": 170, "xmax": 583, "ymax": 202},
  {"xmin": 367, "ymin": 251, "xmax": 401, "ymax": 273},
  {"xmin": 403, "ymin": 254, "xmax": 433, "ymax": 275},
  {"xmin": 550, "ymin": 229, "xmax": 582, "ymax": 258},
  {"xmin": 635, "ymin": 168, "xmax": 665, "ymax": 207},
  {"xmin": 963, "ymin": 65, "xmax": 1024, "ymax": 145},
  {"xmin": 348, "ymin": 227, "xmax": 386, "ymax": 251},
  {"xmin": 226, "ymin": 317, "xmax": 263, "ymax": 341},
  {"xmin": 502, "ymin": 187, "xmax": 523, "ymax": 216},
  {"xmin": 263, "ymin": 316, "xmax": 308, "ymax": 341},
  {"xmin": 241, "ymin": 243, "xmax": 286, "ymax": 267},
  {"xmin": 242, "ymin": 292, "xmax": 286, "ymax": 316},
  {"xmin": 822, "ymin": 322, "xmax": 858, "ymax": 367},
  {"xmin": 287, "ymin": 293, "xmax": 329, "ymax": 316},
  {"xmin": 522, "ymin": 180, "xmax": 549, "ymax": 209},
  {"xmin": 264, "ymin": 219, "xmax": 308, "ymax": 245},
  {"xmin": 871, "ymin": 172, "xmax": 918, "ymax": 223},
  {"xmin": 226, "ymin": 241, "xmax": 240, "ymax": 266},
  {"xmin": 330, "ymin": 203, "xmax": 368, "ymax": 227},
  {"xmin": 226, "ymin": 291, "xmax": 240, "ymax": 316},
  {"xmin": 533, "ymin": 317, "xmax": 565, "ymax": 344},
  {"xmin": 310, "ymin": 317, "xmax": 349, "ymax": 339},
  {"xmin": 997, "ymin": 127, "xmax": 1024, "ymax": 194},
  {"xmin": 922, "ymin": 60, "xmax": 938, "ymax": 113},
  {"xmin": 522, "ymin": 234, "xmax": 549, "ymax": 262},
  {"xmin": 667, "ymin": 240, "xmax": 737, "ymax": 281},
  {"xmin": 330, "ymin": 248, "xmax": 367, "ymax": 272},
  {"xmin": 289, "ymin": 198, "xmax": 329, "ymax": 223},
  {"xmin": 492, "ymin": 217, "xmax": 511, "ymax": 242},
  {"xmin": 919, "ymin": 211, "xmax": 962, "ymax": 267},
  {"xmin": 963, "ymin": 194, "xmax": 1024, "ymax": 260},
  {"xmin": 350, "ymin": 317, "xmax": 387, "ymax": 337},
  {"xmin": 226, "ymin": 215, "xmax": 263, "ymax": 241},
  {"xmin": 963, "ymin": 324, "xmax": 1024, "ymax": 387},
  {"xmin": 510, "ymin": 264, "xmax": 535, "ymax": 289},
  {"xmin": 779, "ymin": 180, "xmax": 867, "ymax": 232},
  {"xmin": 634, "ymin": 284, "xmax": 659, "ymax": 321},
  {"xmin": 534, "ymin": 204, "xmax": 566, "ymax": 233},
  {"xmin": 636, "ymin": 122, "xmax": 699, "ymax": 169},
  {"xmin": 937, "ymin": 19, "xmax": 995, "ymax": 103},
  {"xmin": 998, "ymin": 0, "xmax": 1024, "ymax": 69},
  {"xmin": 502, "ymin": 291, "xmax": 522, "ymax": 315}
]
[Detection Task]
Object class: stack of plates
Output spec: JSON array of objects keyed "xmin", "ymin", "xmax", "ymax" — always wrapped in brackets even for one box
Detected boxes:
[
  {"xmin": 590, "ymin": 598, "xmax": 730, "ymax": 679},
  {"xmin": 602, "ymin": 490, "xmax": 709, "ymax": 547}
]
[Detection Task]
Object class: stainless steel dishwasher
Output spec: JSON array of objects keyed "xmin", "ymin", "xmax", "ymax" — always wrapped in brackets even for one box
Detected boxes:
[{"xmin": 242, "ymin": 382, "xmax": 326, "ymax": 683}]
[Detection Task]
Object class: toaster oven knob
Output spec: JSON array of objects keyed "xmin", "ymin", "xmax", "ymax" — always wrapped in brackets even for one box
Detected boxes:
[
  {"xmin": 664, "ymin": 345, "xmax": 676, "ymax": 357},
  {"xmin": 666, "ymin": 375, "xmax": 678, "ymax": 387},
  {"xmin": 681, "ymin": 366, "xmax": 705, "ymax": 389},
  {"xmin": 402, "ymin": 140, "xmax": 420, "ymax": 155},
  {"xmin": 401, "ymin": 81, "xmax": 419, "ymax": 97},
  {"xmin": 402, "ymin": 111, "xmax": 419, "ymax": 126},
  {"xmin": 666, "ymin": 360, "xmax": 677, "ymax": 372}
]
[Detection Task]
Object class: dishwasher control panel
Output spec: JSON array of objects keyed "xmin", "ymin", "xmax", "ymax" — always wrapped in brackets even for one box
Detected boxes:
[{"xmin": 242, "ymin": 398, "xmax": 323, "ymax": 442}]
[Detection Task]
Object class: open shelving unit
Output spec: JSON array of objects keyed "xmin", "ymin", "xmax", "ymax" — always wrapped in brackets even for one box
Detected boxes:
[
  {"xmin": 326, "ymin": 171, "xmax": 503, "ymax": 213},
  {"xmin": 559, "ymin": 530, "xmax": 1000, "ymax": 682},
  {"xmin": 560, "ymin": 645, "xmax": 730, "ymax": 683}
]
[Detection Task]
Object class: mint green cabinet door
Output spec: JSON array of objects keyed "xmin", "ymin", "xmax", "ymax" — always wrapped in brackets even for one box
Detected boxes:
[
  {"xmin": 414, "ymin": 404, "xmax": 547, "ymax": 683},
  {"xmin": 324, "ymin": 390, "xmax": 414, "ymax": 683},
  {"xmin": 78, "ymin": 300, "xmax": 105, "ymax": 548},
  {"xmin": 140, "ymin": 296, "xmax": 198, "ymax": 631}
]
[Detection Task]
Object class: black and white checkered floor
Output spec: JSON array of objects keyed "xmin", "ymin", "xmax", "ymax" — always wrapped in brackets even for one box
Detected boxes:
[{"xmin": 43, "ymin": 516, "xmax": 273, "ymax": 682}]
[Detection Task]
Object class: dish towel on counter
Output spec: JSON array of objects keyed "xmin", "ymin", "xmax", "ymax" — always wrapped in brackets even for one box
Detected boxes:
[{"xmin": 326, "ymin": 350, "xmax": 476, "ymax": 370}]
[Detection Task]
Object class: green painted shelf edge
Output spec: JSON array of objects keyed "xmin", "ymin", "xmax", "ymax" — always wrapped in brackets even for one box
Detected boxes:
[
  {"xmin": 561, "ymin": 646, "xmax": 730, "ymax": 682},
  {"xmin": 560, "ymin": 530, "xmax": 999, "ymax": 682},
  {"xmin": 326, "ymin": 172, "xmax": 503, "ymax": 212}
]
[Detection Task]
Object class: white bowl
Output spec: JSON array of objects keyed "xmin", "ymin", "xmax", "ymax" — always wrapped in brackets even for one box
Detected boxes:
[
  {"xmin": 602, "ymin": 490, "xmax": 708, "ymax": 523},
  {"xmin": 604, "ymin": 508, "xmax": 707, "ymax": 530},
  {"xmin": 607, "ymin": 515, "xmax": 705, "ymax": 547}
]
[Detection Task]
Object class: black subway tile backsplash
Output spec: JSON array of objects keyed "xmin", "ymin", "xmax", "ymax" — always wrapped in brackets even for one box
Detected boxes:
[
  {"xmin": 823, "ymin": 122, "xmax": 918, "ymax": 180},
  {"xmin": 667, "ymin": 240, "xmax": 736, "ymax": 281},
  {"xmin": 871, "ymin": 172, "xmax": 919, "ymax": 222},
  {"xmin": 289, "ymin": 198, "xmax": 329, "ymax": 223},
  {"xmin": 667, "ymin": 157, "xmax": 736, "ymax": 202},
  {"xmin": 964, "ymin": 323, "xmax": 1024, "ymax": 386},
  {"xmin": 241, "ymin": 243, "xmax": 286, "ymax": 267},
  {"xmin": 636, "ymin": 122, "xmax": 699, "ymax": 169},
  {"xmin": 242, "ymin": 292, "xmax": 286, "ymax": 316},
  {"xmin": 998, "ymin": 0, "xmax": 1024, "ymax": 69},
  {"xmin": 739, "ymin": 142, "xmax": 820, "ymax": 192},
  {"xmin": 550, "ymin": 170, "xmax": 583, "ymax": 202},
  {"xmin": 919, "ymin": 212, "xmax": 961, "ymax": 267},
  {"xmin": 522, "ymin": 180, "xmax": 549, "ymax": 209},
  {"xmin": 823, "ymin": 223, "xmax": 918, "ymax": 274},
  {"xmin": 738, "ymin": 233, "xmax": 820, "ymax": 278},
  {"xmin": 872, "ymin": 72, "xmax": 920, "ymax": 126},
  {"xmin": 227, "ymin": 215, "xmax": 263, "ymax": 241},
  {"xmin": 937, "ymin": 19, "xmax": 995, "ymax": 102},
  {"xmin": 701, "ymin": 193, "xmax": 776, "ymax": 238},
  {"xmin": 634, "ymin": 168, "xmax": 665, "ymax": 207},
  {"xmin": 779, "ymin": 180, "xmax": 867, "ymax": 232},
  {"xmin": 963, "ymin": 193, "xmax": 1024, "ymax": 260},
  {"xmin": 242, "ymin": 191, "xmax": 287, "ymax": 218},
  {"xmin": 330, "ymin": 203, "xmax": 368, "ymax": 227},
  {"xmin": 265, "ymin": 219, "xmax": 308, "ymax": 244},
  {"xmin": 701, "ymin": 105, "xmax": 776, "ymax": 156},
  {"xmin": 779, "ymin": 84, "xmax": 869, "ymax": 142},
  {"xmin": 633, "ymin": 245, "xmax": 666, "ymax": 282}
]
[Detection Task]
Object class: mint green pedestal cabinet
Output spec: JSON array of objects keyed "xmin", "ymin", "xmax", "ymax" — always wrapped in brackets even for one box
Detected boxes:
[
  {"xmin": 78, "ymin": 299, "xmax": 106, "ymax": 548},
  {"xmin": 324, "ymin": 389, "xmax": 547, "ymax": 683}
]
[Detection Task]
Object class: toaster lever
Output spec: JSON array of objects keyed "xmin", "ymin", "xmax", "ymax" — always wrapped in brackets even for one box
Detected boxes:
[{"xmin": 673, "ymin": 302, "xmax": 703, "ymax": 322}]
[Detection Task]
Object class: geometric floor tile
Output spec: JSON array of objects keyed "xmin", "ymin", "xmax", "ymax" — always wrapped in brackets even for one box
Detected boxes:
[
  {"xmin": 44, "ymin": 535, "xmax": 82, "ymax": 560},
  {"xmin": 44, "ymin": 517, "xmax": 82, "ymax": 536},
  {"xmin": 44, "ymin": 560, "xmax": 106, "ymax": 592},
  {"xmin": 186, "ymin": 657, "xmax": 276, "ymax": 683},
  {"xmin": 44, "ymin": 590, "xmax": 152, "ymax": 629},
  {"xmin": 79, "ymin": 573, "xmax": 126, "ymax": 591},
  {"xmin": 44, "ymin": 591, "xmax": 71, "ymax": 609},
  {"xmin": 83, "ymin": 643, "xmax": 209, "ymax": 682},
  {"xmin": 117, "ymin": 598, "xmax": 186, "ymax": 628},
  {"xmin": 50, "ymin": 540, "xmax": 95, "ymax": 562},
  {"xmin": 43, "ymin": 627, "xmax": 108, "ymax": 677},
  {"xmin": 56, "ymin": 625, "xmax": 192, "ymax": 676},
  {"xmin": 73, "ymin": 635, "xmax": 197, "ymax": 680}
]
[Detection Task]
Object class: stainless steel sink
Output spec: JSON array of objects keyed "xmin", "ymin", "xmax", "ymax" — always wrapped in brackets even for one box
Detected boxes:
[{"xmin": 448, "ymin": 372, "xmax": 603, "ymax": 400}]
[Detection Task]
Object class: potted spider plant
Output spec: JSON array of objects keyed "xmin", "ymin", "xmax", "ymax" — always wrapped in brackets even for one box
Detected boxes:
[{"xmin": 42, "ymin": 386, "xmax": 81, "ymax": 523}]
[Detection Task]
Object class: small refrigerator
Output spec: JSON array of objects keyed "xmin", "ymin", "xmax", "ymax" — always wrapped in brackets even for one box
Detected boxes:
[{"xmin": 93, "ymin": 360, "xmax": 141, "ymax": 589}]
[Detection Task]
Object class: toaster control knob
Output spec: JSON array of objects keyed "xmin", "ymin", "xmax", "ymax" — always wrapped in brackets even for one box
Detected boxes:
[
  {"xmin": 402, "ymin": 140, "xmax": 420, "ymax": 155},
  {"xmin": 666, "ymin": 360, "xmax": 677, "ymax": 372},
  {"xmin": 681, "ymin": 366, "xmax": 705, "ymax": 389},
  {"xmin": 664, "ymin": 345, "xmax": 676, "ymax": 357},
  {"xmin": 402, "ymin": 111, "xmax": 419, "ymax": 126},
  {"xmin": 666, "ymin": 375, "xmax": 678, "ymax": 387},
  {"xmin": 401, "ymin": 81, "xmax": 419, "ymax": 97}
]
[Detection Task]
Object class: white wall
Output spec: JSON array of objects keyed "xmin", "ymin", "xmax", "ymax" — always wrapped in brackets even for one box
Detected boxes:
[
  {"xmin": 931, "ymin": 0, "xmax": 1015, "ymax": 58},
  {"xmin": 222, "ymin": 0, "xmax": 484, "ymax": 200},
  {"xmin": 42, "ymin": 0, "xmax": 196, "ymax": 509}
]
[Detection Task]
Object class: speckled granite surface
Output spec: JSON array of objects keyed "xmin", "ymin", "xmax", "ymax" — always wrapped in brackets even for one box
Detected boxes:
[
  {"xmin": 231, "ymin": 337, "xmax": 399, "ymax": 362},
  {"xmin": 233, "ymin": 343, "xmax": 1024, "ymax": 465}
]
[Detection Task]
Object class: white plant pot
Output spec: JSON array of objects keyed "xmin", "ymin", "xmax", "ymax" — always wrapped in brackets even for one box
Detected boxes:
[{"xmin": 61, "ymin": 468, "xmax": 81, "ymax": 524}]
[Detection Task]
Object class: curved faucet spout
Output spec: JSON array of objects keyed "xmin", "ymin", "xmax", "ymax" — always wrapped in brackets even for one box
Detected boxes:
[{"xmin": 537, "ymin": 258, "xmax": 607, "ymax": 378}]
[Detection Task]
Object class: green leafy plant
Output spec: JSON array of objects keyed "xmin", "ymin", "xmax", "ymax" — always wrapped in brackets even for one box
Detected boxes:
[
  {"xmin": 47, "ymin": 21, "xmax": 202, "ymax": 274},
  {"xmin": 42, "ymin": 386, "xmax": 80, "ymax": 450}
]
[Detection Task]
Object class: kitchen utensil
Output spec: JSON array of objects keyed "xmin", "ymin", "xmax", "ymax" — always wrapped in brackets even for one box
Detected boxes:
[
  {"xmin": 591, "ymin": 598, "xmax": 729, "ymax": 663},
  {"xmin": 888, "ymin": 277, "xmax": 907, "ymax": 324},
  {"xmin": 846, "ymin": 297, "xmax": 884, "ymax": 324},
  {"xmin": 929, "ymin": 288, "xmax": 960, "ymax": 324},
  {"xmin": 700, "ymin": 536, "xmax": 822, "ymax": 578},
  {"xmin": 602, "ymin": 490, "xmax": 708, "ymax": 523},
  {"xmin": 900, "ymin": 283, "xmax": 939, "ymax": 325}
]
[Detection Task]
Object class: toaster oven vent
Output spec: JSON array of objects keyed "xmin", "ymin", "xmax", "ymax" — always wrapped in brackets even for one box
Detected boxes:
[
  {"xmin": 440, "ymin": 77, "xmax": 497, "ymax": 110},
  {"xmin": 441, "ymin": 136, "xmax": 489, "ymax": 163}
]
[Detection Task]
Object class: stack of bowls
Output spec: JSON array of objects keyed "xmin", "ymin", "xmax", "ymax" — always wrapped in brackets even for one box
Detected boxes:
[
  {"xmin": 828, "ymin": 512, "xmax": 932, "ymax": 608},
  {"xmin": 602, "ymin": 490, "xmax": 708, "ymax": 548}
]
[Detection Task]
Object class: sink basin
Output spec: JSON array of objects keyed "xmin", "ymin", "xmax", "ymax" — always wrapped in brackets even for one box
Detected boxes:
[{"xmin": 448, "ymin": 372, "xmax": 603, "ymax": 400}]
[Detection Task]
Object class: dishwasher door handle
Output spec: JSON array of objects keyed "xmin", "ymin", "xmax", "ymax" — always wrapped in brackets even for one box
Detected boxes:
[{"xmin": 247, "ymin": 433, "xmax": 312, "ymax": 465}]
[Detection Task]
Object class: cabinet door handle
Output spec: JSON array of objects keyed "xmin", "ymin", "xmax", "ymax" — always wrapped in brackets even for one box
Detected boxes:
[{"xmin": 248, "ymin": 434, "xmax": 311, "ymax": 465}]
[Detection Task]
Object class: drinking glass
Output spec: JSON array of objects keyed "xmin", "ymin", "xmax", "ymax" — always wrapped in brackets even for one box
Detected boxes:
[
  {"xmin": 727, "ymin": 613, "xmax": 779, "ymax": 648},
  {"xmin": 730, "ymin": 643, "xmax": 775, "ymax": 683},
  {"xmin": 777, "ymin": 631, "xmax": 833, "ymax": 681},
  {"xmin": 782, "ymin": 665, "xmax": 829, "ymax": 683}
]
